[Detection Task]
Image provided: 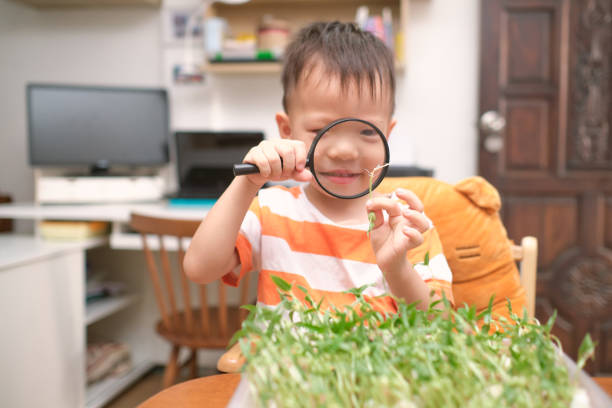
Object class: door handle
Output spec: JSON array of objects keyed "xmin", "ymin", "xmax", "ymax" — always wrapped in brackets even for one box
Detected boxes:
[{"xmin": 479, "ymin": 110, "xmax": 506, "ymax": 153}]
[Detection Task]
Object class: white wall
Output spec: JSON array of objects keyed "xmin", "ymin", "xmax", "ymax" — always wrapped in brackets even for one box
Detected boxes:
[
  {"xmin": 0, "ymin": 0, "xmax": 479, "ymax": 211},
  {"xmin": 398, "ymin": 0, "xmax": 479, "ymax": 181}
]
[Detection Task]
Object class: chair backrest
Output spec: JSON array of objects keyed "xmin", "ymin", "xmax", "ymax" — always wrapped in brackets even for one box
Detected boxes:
[
  {"xmin": 378, "ymin": 176, "xmax": 529, "ymax": 321},
  {"xmin": 129, "ymin": 213, "xmax": 251, "ymax": 347},
  {"xmin": 511, "ymin": 236, "xmax": 538, "ymax": 318}
]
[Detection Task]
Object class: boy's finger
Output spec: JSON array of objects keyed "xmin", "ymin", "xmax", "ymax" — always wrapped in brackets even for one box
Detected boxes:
[
  {"xmin": 366, "ymin": 196, "xmax": 402, "ymax": 218},
  {"xmin": 262, "ymin": 143, "xmax": 282, "ymax": 178},
  {"xmin": 292, "ymin": 140, "xmax": 308, "ymax": 171},
  {"xmin": 402, "ymin": 208, "xmax": 430, "ymax": 233},
  {"xmin": 293, "ymin": 169, "xmax": 313, "ymax": 182},
  {"xmin": 395, "ymin": 188, "xmax": 424, "ymax": 213},
  {"xmin": 275, "ymin": 143, "xmax": 296, "ymax": 177},
  {"xmin": 402, "ymin": 226, "xmax": 424, "ymax": 247},
  {"xmin": 246, "ymin": 149, "xmax": 270, "ymax": 177}
]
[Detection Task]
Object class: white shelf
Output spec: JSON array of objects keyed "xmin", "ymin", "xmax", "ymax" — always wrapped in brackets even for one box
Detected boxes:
[
  {"xmin": 110, "ymin": 232, "xmax": 192, "ymax": 251},
  {"xmin": 86, "ymin": 359, "xmax": 155, "ymax": 408},
  {"xmin": 86, "ymin": 294, "xmax": 138, "ymax": 326},
  {"xmin": 0, "ymin": 202, "xmax": 208, "ymax": 223}
]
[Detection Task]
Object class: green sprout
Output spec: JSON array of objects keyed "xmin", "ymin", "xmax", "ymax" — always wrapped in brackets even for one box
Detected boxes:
[
  {"xmin": 364, "ymin": 163, "xmax": 389, "ymax": 238},
  {"xmin": 414, "ymin": 251, "xmax": 430, "ymax": 268},
  {"xmin": 233, "ymin": 276, "xmax": 596, "ymax": 408}
]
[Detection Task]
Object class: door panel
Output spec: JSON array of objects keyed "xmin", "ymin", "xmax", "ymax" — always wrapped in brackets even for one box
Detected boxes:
[
  {"xmin": 479, "ymin": 0, "xmax": 612, "ymax": 374},
  {"xmin": 503, "ymin": 198, "xmax": 578, "ymax": 268},
  {"xmin": 502, "ymin": 9, "xmax": 555, "ymax": 84},
  {"xmin": 504, "ymin": 99, "xmax": 551, "ymax": 170}
]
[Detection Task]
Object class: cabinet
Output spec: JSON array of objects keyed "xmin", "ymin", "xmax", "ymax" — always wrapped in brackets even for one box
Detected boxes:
[
  {"xmin": 0, "ymin": 236, "xmax": 151, "ymax": 408},
  {"xmin": 0, "ymin": 202, "xmax": 221, "ymax": 407},
  {"xmin": 0, "ymin": 233, "xmax": 156, "ymax": 408},
  {"xmin": 203, "ymin": 0, "xmax": 409, "ymax": 74}
]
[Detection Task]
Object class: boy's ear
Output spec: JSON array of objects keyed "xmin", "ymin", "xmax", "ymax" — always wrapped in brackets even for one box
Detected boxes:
[
  {"xmin": 275, "ymin": 112, "xmax": 292, "ymax": 139},
  {"xmin": 387, "ymin": 119, "xmax": 397, "ymax": 140}
]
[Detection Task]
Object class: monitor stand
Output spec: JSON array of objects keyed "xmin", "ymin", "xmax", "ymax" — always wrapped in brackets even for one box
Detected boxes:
[
  {"xmin": 34, "ymin": 166, "xmax": 166, "ymax": 203},
  {"xmin": 90, "ymin": 160, "xmax": 111, "ymax": 176}
]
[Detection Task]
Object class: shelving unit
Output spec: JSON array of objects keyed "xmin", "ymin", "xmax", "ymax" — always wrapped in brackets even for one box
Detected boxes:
[
  {"xmin": 84, "ymin": 281, "xmax": 152, "ymax": 407},
  {"xmin": 86, "ymin": 359, "xmax": 156, "ymax": 408},
  {"xmin": 206, "ymin": 61, "xmax": 282, "ymax": 74},
  {"xmin": 202, "ymin": 0, "xmax": 409, "ymax": 74},
  {"xmin": 86, "ymin": 294, "xmax": 139, "ymax": 326}
]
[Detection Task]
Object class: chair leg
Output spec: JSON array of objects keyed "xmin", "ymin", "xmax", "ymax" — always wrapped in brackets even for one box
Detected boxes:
[
  {"xmin": 189, "ymin": 349, "xmax": 198, "ymax": 379},
  {"xmin": 163, "ymin": 345, "xmax": 180, "ymax": 388}
]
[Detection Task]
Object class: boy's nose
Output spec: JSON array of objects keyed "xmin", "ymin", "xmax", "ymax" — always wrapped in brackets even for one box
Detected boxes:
[{"xmin": 326, "ymin": 134, "xmax": 359, "ymax": 161}]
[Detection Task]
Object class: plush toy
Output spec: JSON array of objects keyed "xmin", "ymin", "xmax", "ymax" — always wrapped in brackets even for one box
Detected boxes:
[{"xmin": 378, "ymin": 176, "xmax": 527, "ymax": 321}]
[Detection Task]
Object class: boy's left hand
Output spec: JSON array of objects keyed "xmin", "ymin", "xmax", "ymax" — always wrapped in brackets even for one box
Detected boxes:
[{"xmin": 366, "ymin": 188, "xmax": 430, "ymax": 272}]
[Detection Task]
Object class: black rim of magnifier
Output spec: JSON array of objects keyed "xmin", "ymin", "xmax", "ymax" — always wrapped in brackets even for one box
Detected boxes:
[{"xmin": 307, "ymin": 117, "xmax": 390, "ymax": 199}]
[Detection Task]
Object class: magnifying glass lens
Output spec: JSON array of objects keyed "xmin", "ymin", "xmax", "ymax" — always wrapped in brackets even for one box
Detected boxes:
[{"xmin": 311, "ymin": 120, "xmax": 388, "ymax": 199}]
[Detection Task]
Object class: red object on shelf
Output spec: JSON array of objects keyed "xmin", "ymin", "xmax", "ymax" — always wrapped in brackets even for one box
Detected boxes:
[{"xmin": 0, "ymin": 194, "xmax": 13, "ymax": 232}]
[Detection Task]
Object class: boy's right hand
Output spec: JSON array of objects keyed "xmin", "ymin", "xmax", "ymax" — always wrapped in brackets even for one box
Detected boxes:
[{"xmin": 242, "ymin": 139, "xmax": 313, "ymax": 186}]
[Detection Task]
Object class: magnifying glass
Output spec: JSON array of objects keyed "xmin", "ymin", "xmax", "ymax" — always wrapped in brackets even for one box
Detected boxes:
[{"xmin": 233, "ymin": 118, "xmax": 390, "ymax": 199}]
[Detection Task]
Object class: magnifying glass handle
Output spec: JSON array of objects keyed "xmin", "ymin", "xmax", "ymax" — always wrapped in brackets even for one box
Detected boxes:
[
  {"xmin": 233, "ymin": 158, "xmax": 310, "ymax": 177},
  {"xmin": 233, "ymin": 163, "xmax": 260, "ymax": 176}
]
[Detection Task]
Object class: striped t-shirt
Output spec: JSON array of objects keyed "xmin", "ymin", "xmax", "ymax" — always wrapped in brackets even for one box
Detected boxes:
[{"xmin": 222, "ymin": 185, "xmax": 453, "ymax": 314}]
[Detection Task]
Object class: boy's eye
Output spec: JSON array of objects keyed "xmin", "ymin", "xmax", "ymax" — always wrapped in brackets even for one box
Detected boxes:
[{"xmin": 360, "ymin": 128, "xmax": 377, "ymax": 136}]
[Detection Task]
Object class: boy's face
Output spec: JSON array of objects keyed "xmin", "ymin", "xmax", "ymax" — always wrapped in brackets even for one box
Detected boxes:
[{"xmin": 276, "ymin": 64, "xmax": 396, "ymax": 198}]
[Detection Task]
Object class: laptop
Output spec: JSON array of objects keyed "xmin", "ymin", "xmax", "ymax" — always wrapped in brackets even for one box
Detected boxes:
[{"xmin": 172, "ymin": 130, "xmax": 264, "ymax": 201}]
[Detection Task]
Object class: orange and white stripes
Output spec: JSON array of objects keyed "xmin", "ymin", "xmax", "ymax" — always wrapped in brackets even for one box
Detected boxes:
[{"xmin": 223, "ymin": 185, "xmax": 453, "ymax": 314}]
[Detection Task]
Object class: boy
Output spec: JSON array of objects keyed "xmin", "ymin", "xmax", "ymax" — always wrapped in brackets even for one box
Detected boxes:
[{"xmin": 184, "ymin": 22, "xmax": 453, "ymax": 313}]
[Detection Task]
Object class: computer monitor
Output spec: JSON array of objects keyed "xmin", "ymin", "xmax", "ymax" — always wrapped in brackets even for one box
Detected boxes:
[{"xmin": 27, "ymin": 83, "xmax": 169, "ymax": 173}]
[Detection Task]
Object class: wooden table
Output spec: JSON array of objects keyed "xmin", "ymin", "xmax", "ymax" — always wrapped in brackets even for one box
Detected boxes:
[
  {"xmin": 139, "ymin": 374, "xmax": 241, "ymax": 408},
  {"xmin": 140, "ymin": 374, "xmax": 612, "ymax": 408},
  {"xmin": 596, "ymin": 377, "xmax": 612, "ymax": 398}
]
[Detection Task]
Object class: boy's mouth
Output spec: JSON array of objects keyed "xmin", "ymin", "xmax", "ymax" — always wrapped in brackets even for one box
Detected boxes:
[{"xmin": 319, "ymin": 169, "xmax": 361, "ymax": 185}]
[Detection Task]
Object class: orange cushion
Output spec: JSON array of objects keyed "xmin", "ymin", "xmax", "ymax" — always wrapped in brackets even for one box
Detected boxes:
[{"xmin": 378, "ymin": 176, "xmax": 526, "ymax": 321}]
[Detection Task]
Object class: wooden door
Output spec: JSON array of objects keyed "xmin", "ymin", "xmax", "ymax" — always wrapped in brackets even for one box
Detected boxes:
[{"xmin": 479, "ymin": 0, "xmax": 612, "ymax": 374}]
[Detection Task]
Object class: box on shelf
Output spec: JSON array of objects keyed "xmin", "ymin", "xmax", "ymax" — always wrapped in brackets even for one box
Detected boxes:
[{"xmin": 39, "ymin": 220, "xmax": 110, "ymax": 240}]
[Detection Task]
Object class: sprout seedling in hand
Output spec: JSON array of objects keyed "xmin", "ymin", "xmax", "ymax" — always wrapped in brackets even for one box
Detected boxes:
[{"xmin": 365, "ymin": 163, "xmax": 389, "ymax": 238}]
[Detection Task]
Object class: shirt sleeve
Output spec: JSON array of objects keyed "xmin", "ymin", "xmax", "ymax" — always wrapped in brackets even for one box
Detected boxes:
[
  {"xmin": 222, "ymin": 196, "xmax": 262, "ymax": 287},
  {"xmin": 406, "ymin": 215, "xmax": 454, "ymax": 306}
]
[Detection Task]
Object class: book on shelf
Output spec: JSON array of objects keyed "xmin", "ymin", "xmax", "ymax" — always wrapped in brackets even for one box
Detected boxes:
[
  {"xmin": 86, "ymin": 342, "xmax": 132, "ymax": 384},
  {"xmin": 39, "ymin": 220, "xmax": 109, "ymax": 240}
]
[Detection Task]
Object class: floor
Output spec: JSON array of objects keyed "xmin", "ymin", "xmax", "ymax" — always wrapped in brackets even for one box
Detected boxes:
[{"xmin": 106, "ymin": 366, "xmax": 219, "ymax": 408}]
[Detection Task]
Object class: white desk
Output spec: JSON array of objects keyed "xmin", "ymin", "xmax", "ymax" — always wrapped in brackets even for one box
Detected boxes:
[
  {"xmin": 0, "ymin": 201, "xmax": 210, "ymax": 222},
  {"xmin": 0, "ymin": 201, "xmax": 211, "ymax": 250},
  {"xmin": 0, "ymin": 202, "xmax": 216, "ymax": 408},
  {"xmin": 0, "ymin": 234, "xmax": 104, "ymax": 270}
]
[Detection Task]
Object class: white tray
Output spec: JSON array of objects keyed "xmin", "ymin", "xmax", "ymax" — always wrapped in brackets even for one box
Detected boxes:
[{"xmin": 227, "ymin": 355, "xmax": 612, "ymax": 408}]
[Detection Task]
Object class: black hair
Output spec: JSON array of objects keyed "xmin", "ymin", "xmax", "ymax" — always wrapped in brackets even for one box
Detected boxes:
[{"xmin": 281, "ymin": 21, "xmax": 396, "ymax": 113}]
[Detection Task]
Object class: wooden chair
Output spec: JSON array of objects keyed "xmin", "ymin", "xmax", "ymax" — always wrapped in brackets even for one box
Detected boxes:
[
  {"xmin": 129, "ymin": 213, "xmax": 251, "ymax": 388},
  {"xmin": 511, "ymin": 236, "xmax": 538, "ymax": 318}
]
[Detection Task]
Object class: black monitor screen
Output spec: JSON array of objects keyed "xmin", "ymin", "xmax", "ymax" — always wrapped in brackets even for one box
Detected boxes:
[
  {"xmin": 27, "ymin": 84, "xmax": 169, "ymax": 167},
  {"xmin": 175, "ymin": 131, "xmax": 264, "ymax": 197}
]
